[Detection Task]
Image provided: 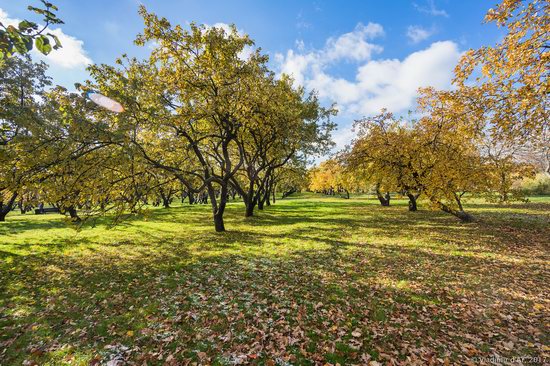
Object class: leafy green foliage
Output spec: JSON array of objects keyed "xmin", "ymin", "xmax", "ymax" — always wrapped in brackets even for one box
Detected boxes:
[{"xmin": 0, "ymin": 1, "xmax": 63, "ymax": 60}]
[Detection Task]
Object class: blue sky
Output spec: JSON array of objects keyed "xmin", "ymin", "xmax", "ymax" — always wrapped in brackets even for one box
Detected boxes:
[{"xmin": 0, "ymin": 0, "xmax": 503, "ymax": 149}]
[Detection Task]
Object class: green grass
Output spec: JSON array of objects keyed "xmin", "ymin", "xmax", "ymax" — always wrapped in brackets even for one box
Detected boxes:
[{"xmin": 1, "ymin": 194, "xmax": 549, "ymax": 365}]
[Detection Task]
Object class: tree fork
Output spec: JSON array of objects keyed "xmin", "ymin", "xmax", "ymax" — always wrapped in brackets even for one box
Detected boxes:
[
  {"xmin": 406, "ymin": 193, "xmax": 418, "ymax": 211},
  {"xmin": 375, "ymin": 184, "xmax": 390, "ymax": 206}
]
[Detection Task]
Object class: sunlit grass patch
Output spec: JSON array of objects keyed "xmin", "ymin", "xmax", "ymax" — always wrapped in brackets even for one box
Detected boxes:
[{"xmin": 1, "ymin": 194, "xmax": 548, "ymax": 365}]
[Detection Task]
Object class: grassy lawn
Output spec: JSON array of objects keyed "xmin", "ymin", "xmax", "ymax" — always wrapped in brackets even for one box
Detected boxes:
[{"xmin": 1, "ymin": 193, "xmax": 548, "ymax": 365}]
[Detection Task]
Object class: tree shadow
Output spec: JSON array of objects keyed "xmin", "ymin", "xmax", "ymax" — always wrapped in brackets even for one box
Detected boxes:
[{"xmin": 1, "ymin": 195, "xmax": 548, "ymax": 364}]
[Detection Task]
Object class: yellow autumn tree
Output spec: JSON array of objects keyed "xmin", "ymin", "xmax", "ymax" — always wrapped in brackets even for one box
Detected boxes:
[
  {"xmin": 82, "ymin": 7, "xmax": 335, "ymax": 232},
  {"xmin": 347, "ymin": 111, "xmax": 424, "ymax": 211},
  {"xmin": 344, "ymin": 108, "xmax": 493, "ymax": 221},
  {"xmin": 308, "ymin": 159, "xmax": 356, "ymax": 199},
  {"xmin": 453, "ymin": 0, "xmax": 549, "ymax": 139}
]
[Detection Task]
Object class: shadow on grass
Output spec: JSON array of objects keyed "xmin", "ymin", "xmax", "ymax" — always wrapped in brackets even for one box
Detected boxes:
[{"xmin": 0, "ymin": 194, "xmax": 548, "ymax": 364}]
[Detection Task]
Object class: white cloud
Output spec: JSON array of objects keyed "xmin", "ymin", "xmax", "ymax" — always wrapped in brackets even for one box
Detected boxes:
[
  {"xmin": 0, "ymin": 8, "xmax": 11, "ymax": 24},
  {"xmin": 406, "ymin": 25, "xmax": 434, "ymax": 44},
  {"xmin": 276, "ymin": 24, "xmax": 460, "ymax": 116},
  {"xmin": 0, "ymin": 8, "xmax": 19, "ymax": 30},
  {"xmin": 351, "ymin": 41, "xmax": 461, "ymax": 115},
  {"xmin": 325, "ymin": 23, "xmax": 384, "ymax": 62},
  {"xmin": 413, "ymin": 0, "xmax": 449, "ymax": 17},
  {"xmin": 0, "ymin": 7, "xmax": 92, "ymax": 87},
  {"xmin": 331, "ymin": 124, "xmax": 357, "ymax": 149},
  {"xmin": 276, "ymin": 25, "xmax": 461, "ymax": 152},
  {"xmin": 0, "ymin": 8, "xmax": 91, "ymax": 69},
  {"xmin": 275, "ymin": 22, "xmax": 384, "ymax": 87},
  {"xmin": 275, "ymin": 49, "xmax": 317, "ymax": 86},
  {"xmin": 34, "ymin": 28, "xmax": 92, "ymax": 69},
  {"xmin": 238, "ymin": 46, "xmax": 254, "ymax": 61}
]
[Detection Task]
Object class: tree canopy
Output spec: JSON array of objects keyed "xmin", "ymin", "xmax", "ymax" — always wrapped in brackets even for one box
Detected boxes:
[{"xmin": 0, "ymin": 7, "xmax": 335, "ymax": 231}]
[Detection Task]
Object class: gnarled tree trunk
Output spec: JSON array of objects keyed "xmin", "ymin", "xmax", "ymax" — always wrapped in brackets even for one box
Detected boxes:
[
  {"xmin": 440, "ymin": 202, "xmax": 474, "ymax": 222},
  {"xmin": 0, "ymin": 192, "xmax": 18, "ymax": 222},
  {"xmin": 406, "ymin": 192, "xmax": 420, "ymax": 211},
  {"xmin": 67, "ymin": 207, "xmax": 81, "ymax": 222},
  {"xmin": 241, "ymin": 187, "xmax": 257, "ymax": 216},
  {"xmin": 375, "ymin": 185, "xmax": 390, "ymax": 206}
]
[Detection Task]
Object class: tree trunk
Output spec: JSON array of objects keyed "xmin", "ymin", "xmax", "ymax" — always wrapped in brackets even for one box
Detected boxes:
[
  {"xmin": 282, "ymin": 189, "xmax": 296, "ymax": 199},
  {"xmin": 258, "ymin": 190, "xmax": 265, "ymax": 210},
  {"xmin": 243, "ymin": 191, "xmax": 256, "ymax": 217},
  {"xmin": 210, "ymin": 184, "xmax": 228, "ymax": 232},
  {"xmin": 254, "ymin": 175, "xmax": 269, "ymax": 211},
  {"xmin": 213, "ymin": 212, "xmax": 225, "ymax": 232},
  {"xmin": 453, "ymin": 192, "xmax": 464, "ymax": 211},
  {"xmin": 440, "ymin": 202, "xmax": 474, "ymax": 222},
  {"xmin": 376, "ymin": 192, "xmax": 390, "ymax": 206},
  {"xmin": 159, "ymin": 190, "xmax": 171, "ymax": 208},
  {"xmin": 68, "ymin": 207, "xmax": 81, "ymax": 222},
  {"xmin": 0, "ymin": 192, "xmax": 18, "ymax": 222},
  {"xmin": 265, "ymin": 192, "xmax": 271, "ymax": 206},
  {"xmin": 264, "ymin": 177, "xmax": 274, "ymax": 206},
  {"xmin": 245, "ymin": 201, "xmax": 255, "ymax": 217},
  {"xmin": 375, "ymin": 184, "xmax": 390, "ymax": 206},
  {"xmin": 406, "ymin": 193, "xmax": 418, "ymax": 211},
  {"xmin": 243, "ymin": 179, "xmax": 257, "ymax": 217}
]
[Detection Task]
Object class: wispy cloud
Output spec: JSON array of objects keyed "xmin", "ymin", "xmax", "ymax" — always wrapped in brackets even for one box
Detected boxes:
[
  {"xmin": 296, "ymin": 11, "xmax": 312, "ymax": 30},
  {"xmin": 406, "ymin": 25, "xmax": 435, "ymax": 43},
  {"xmin": 413, "ymin": 0, "xmax": 449, "ymax": 17}
]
